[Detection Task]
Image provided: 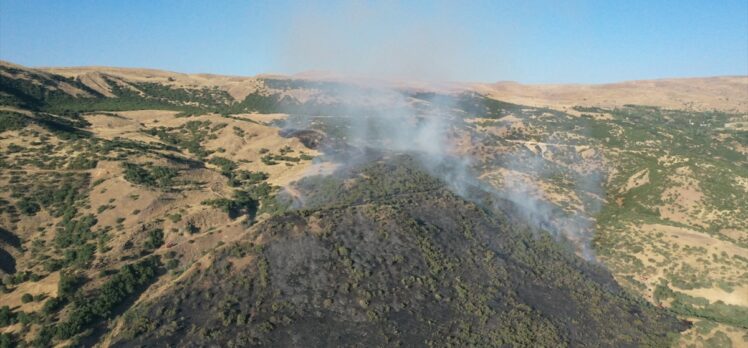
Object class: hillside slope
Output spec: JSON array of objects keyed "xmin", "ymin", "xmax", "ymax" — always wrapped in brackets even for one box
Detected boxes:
[
  {"xmin": 473, "ymin": 76, "xmax": 748, "ymax": 113},
  {"xmin": 107, "ymin": 158, "xmax": 687, "ymax": 347},
  {"xmin": 0, "ymin": 60, "xmax": 745, "ymax": 346}
]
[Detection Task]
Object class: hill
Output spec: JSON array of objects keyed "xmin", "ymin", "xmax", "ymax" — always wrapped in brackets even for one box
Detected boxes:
[
  {"xmin": 473, "ymin": 76, "xmax": 748, "ymax": 113},
  {"xmin": 0, "ymin": 60, "xmax": 746, "ymax": 347},
  {"xmin": 106, "ymin": 157, "xmax": 687, "ymax": 347}
]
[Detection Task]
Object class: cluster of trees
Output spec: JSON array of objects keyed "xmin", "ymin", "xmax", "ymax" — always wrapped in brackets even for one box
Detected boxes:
[
  {"xmin": 208, "ymin": 156, "xmax": 268, "ymax": 188},
  {"xmin": 1, "ymin": 67, "xmax": 309, "ymax": 117},
  {"xmin": 5, "ymin": 67, "xmax": 523, "ymax": 127},
  {"xmin": 295, "ymin": 157, "xmax": 444, "ymax": 209},
  {"xmin": 0, "ymin": 306, "xmax": 14, "ymax": 327},
  {"xmin": 258, "ymin": 146, "xmax": 311, "ymax": 166},
  {"xmin": 208, "ymin": 156, "xmax": 237, "ymax": 176},
  {"xmin": 201, "ymin": 151, "xmax": 279, "ymax": 219},
  {"xmin": 10, "ymin": 173, "xmax": 90, "ymax": 218},
  {"xmin": 55, "ymin": 256, "xmax": 161, "ymax": 340},
  {"xmin": 15, "ymin": 198, "xmax": 39, "ymax": 216},
  {"xmin": 52, "ymin": 213, "xmax": 98, "ymax": 270},
  {"xmin": 202, "ymin": 190, "xmax": 258, "ymax": 220},
  {"xmin": 132, "ymin": 82, "xmax": 233, "ymax": 111},
  {"xmin": 28, "ymin": 173, "xmax": 99, "ymax": 271},
  {"xmin": 232, "ymin": 170, "xmax": 268, "ymax": 186},
  {"xmin": 142, "ymin": 121, "xmax": 218, "ymax": 158},
  {"xmin": 55, "ymin": 214, "xmax": 97, "ymax": 249},
  {"xmin": 0, "ymin": 332, "xmax": 15, "ymax": 348},
  {"xmin": 0, "ymin": 111, "xmax": 29, "ymax": 133},
  {"xmin": 122, "ymin": 162, "xmax": 178, "ymax": 188},
  {"xmin": 654, "ymin": 283, "xmax": 748, "ymax": 329},
  {"xmin": 66, "ymin": 154, "xmax": 98, "ymax": 170},
  {"xmin": 0, "ymin": 66, "xmax": 91, "ymax": 111}
]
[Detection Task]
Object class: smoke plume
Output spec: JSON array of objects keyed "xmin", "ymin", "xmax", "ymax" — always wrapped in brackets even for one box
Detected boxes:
[{"xmin": 273, "ymin": 2, "xmax": 604, "ymax": 260}]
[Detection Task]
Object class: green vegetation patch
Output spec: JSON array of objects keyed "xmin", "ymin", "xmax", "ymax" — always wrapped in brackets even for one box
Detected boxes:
[
  {"xmin": 654, "ymin": 283, "xmax": 748, "ymax": 329},
  {"xmin": 122, "ymin": 162, "xmax": 178, "ymax": 188},
  {"xmin": 54, "ymin": 256, "xmax": 161, "ymax": 341},
  {"xmin": 0, "ymin": 111, "xmax": 30, "ymax": 132}
]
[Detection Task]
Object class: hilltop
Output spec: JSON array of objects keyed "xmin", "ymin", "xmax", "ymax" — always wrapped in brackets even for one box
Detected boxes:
[
  {"xmin": 10, "ymin": 60, "xmax": 748, "ymax": 112},
  {"xmin": 473, "ymin": 76, "xmax": 748, "ymax": 113}
]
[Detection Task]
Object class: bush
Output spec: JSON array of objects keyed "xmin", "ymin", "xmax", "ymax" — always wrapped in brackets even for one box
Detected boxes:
[
  {"xmin": 0, "ymin": 306, "xmax": 13, "ymax": 327},
  {"xmin": 42, "ymin": 297, "xmax": 64, "ymax": 315},
  {"xmin": 144, "ymin": 229, "xmax": 164, "ymax": 250},
  {"xmin": 186, "ymin": 222, "xmax": 200, "ymax": 234},
  {"xmin": 261, "ymin": 155, "xmax": 278, "ymax": 166},
  {"xmin": 58, "ymin": 271, "xmax": 84, "ymax": 299},
  {"xmin": 16, "ymin": 198, "xmax": 40, "ymax": 216},
  {"xmin": 63, "ymin": 243, "xmax": 96, "ymax": 267},
  {"xmin": 0, "ymin": 332, "xmax": 15, "ymax": 348},
  {"xmin": 166, "ymin": 259, "xmax": 179, "ymax": 270},
  {"xmin": 168, "ymin": 213, "xmax": 181, "ymax": 223},
  {"xmin": 20, "ymin": 293, "xmax": 33, "ymax": 304}
]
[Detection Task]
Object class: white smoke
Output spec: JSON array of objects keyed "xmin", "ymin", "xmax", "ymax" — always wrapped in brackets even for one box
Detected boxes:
[{"xmin": 272, "ymin": 2, "xmax": 604, "ymax": 260}]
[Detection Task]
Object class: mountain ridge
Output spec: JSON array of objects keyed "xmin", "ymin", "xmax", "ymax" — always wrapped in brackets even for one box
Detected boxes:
[{"xmin": 4, "ymin": 59, "xmax": 746, "ymax": 112}]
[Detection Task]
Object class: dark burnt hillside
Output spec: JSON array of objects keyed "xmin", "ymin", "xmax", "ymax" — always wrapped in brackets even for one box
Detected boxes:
[{"xmin": 109, "ymin": 157, "xmax": 688, "ymax": 347}]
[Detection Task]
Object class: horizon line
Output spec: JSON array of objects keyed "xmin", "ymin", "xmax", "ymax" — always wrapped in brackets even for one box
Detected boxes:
[{"xmin": 3, "ymin": 58, "xmax": 747, "ymax": 87}]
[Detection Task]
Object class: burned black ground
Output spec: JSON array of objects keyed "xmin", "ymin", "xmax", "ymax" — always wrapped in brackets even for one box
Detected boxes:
[{"xmin": 110, "ymin": 158, "xmax": 688, "ymax": 347}]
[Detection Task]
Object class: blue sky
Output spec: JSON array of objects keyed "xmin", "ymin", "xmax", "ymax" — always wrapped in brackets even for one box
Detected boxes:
[{"xmin": 1, "ymin": 0, "xmax": 746, "ymax": 83}]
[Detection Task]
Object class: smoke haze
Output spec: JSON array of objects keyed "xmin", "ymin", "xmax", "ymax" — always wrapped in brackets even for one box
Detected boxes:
[
  {"xmin": 274, "ymin": 2, "xmax": 603, "ymax": 260},
  {"xmin": 277, "ymin": 1, "xmax": 494, "ymax": 82}
]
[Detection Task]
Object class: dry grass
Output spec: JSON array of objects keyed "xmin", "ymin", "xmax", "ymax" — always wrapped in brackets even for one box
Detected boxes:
[
  {"xmin": 0, "ymin": 272, "xmax": 59, "ymax": 313},
  {"xmin": 473, "ymin": 76, "xmax": 748, "ymax": 113}
]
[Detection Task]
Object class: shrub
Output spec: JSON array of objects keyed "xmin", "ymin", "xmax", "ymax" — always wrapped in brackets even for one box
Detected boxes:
[
  {"xmin": 20, "ymin": 293, "xmax": 33, "ymax": 304},
  {"xmin": 144, "ymin": 229, "xmax": 164, "ymax": 250},
  {"xmin": 0, "ymin": 306, "xmax": 13, "ymax": 327},
  {"xmin": 168, "ymin": 213, "xmax": 181, "ymax": 223},
  {"xmin": 58, "ymin": 272, "xmax": 84, "ymax": 299},
  {"xmin": 16, "ymin": 198, "xmax": 40, "ymax": 216},
  {"xmin": 0, "ymin": 332, "xmax": 15, "ymax": 348},
  {"xmin": 42, "ymin": 297, "xmax": 64, "ymax": 315},
  {"xmin": 166, "ymin": 259, "xmax": 179, "ymax": 270}
]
